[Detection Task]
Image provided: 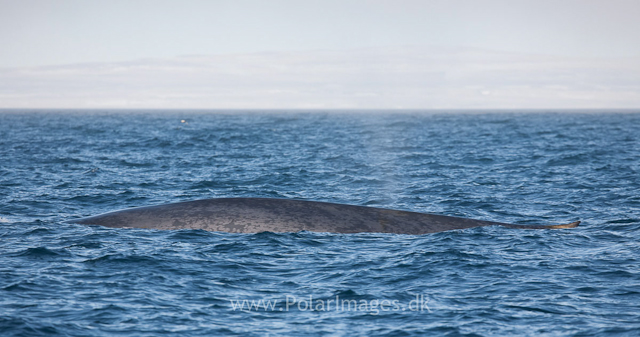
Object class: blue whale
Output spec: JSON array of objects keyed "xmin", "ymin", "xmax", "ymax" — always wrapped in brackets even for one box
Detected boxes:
[{"xmin": 66, "ymin": 198, "xmax": 580, "ymax": 235}]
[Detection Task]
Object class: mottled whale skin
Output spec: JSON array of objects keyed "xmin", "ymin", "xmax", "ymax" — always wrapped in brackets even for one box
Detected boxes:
[{"xmin": 66, "ymin": 198, "xmax": 580, "ymax": 235}]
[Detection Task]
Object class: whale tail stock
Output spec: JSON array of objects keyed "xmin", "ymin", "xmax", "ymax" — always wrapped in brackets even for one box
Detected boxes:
[{"xmin": 499, "ymin": 221, "xmax": 581, "ymax": 230}]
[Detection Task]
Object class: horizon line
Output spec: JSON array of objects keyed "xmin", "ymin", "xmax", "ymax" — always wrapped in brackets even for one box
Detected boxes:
[{"xmin": 1, "ymin": 108, "xmax": 639, "ymax": 113}]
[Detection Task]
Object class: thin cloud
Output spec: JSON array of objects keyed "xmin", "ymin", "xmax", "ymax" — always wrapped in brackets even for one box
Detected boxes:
[{"xmin": 1, "ymin": 47, "xmax": 638, "ymax": 109}]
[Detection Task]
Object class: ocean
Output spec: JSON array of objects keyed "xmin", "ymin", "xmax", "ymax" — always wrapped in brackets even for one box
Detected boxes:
[{"xmin": 1, "ymin": 110, "xmax": 639, "ymax": 336}]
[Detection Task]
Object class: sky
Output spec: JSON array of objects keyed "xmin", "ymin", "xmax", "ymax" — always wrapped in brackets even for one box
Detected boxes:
[{"xmin": 1, "ymin": 0, "xmax": 639, "ymax": 109}]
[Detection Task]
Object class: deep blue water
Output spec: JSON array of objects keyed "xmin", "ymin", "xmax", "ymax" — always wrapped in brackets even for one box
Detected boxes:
[{"xmin": 1, "ymin": 110, "xmax": 639, "ymax": 336}]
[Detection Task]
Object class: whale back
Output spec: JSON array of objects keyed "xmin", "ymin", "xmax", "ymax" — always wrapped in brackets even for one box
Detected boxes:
[
  {"xmin": 67, "ymin": 198, "xmax": 513, "ymax": 234},
  {"xmin": 67, "ymin": 198, "xmax": 579, "ymax": 234}
]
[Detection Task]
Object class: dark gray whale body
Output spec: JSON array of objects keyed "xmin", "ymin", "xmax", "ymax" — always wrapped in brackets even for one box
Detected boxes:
[{"xmin": 67, "ymin": 198, "xmax": 580, "ymax": 235}]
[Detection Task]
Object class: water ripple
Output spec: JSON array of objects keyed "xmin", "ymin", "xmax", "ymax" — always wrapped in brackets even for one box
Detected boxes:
[{"xmin": 0, "ymin": 111, "xmax": 639, "ymax": 335}]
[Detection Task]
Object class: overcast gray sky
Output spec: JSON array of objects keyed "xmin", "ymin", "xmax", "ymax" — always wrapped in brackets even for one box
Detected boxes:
[{"xmin": 1, "ymin": 0, "xmax": 639, "ymax": 109}]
